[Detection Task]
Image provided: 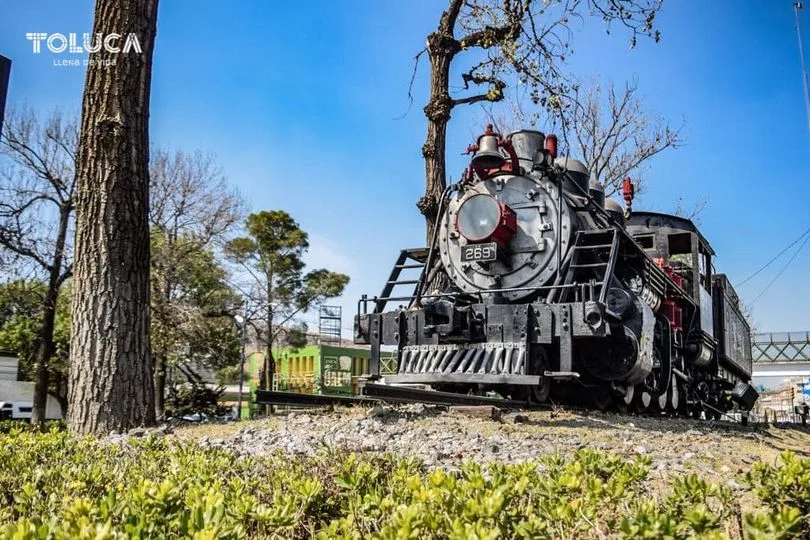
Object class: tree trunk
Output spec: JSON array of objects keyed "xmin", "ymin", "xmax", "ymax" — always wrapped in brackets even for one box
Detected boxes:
[
  {"xmin": 31, "ymin": 203, "xmax": 71, "ymax": 426},
  {"xmin": 51, "ymin": 368, "xmax": 69, "ymax": 418},
  {"xmin": 67, "ymin": 0, "xmax": 159, "ymax": 435},
  {"xmin": 31, "ymin": 285, "xmax": 57, "ymax": 426},
  {"xmin": 419, "ymin": 40, "xmax": 455, "ymax": 245},
  {"xmin": 152, "ymin": 278, "xmax": 172, "ymax": 419},
  {"xmin": 418, "ymin": 1, "xmax": 462, "ymax": 245},
  {"xmin": 265, "ymin": 278, "xmax": 275, "ymax": 390},
  {"xmin": 154, "ymin": 354, "xmax": 166, "ymax": 418}
]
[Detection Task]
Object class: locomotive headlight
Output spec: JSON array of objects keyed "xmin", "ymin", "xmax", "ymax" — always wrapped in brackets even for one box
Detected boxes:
[{"xmin": 456, "ymin": 193, "xmax": 517, "ymax": 245}]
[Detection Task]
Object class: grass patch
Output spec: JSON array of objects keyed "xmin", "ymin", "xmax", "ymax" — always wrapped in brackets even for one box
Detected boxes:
[{"xmin": 0, "ymin": 428, "xmax": 807, "ymax": 538}]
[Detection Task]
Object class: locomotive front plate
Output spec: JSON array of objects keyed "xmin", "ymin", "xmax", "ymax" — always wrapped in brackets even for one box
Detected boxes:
[{"xmin": 460, "ymin": 242, "xmax": 498, "ymax": 262}]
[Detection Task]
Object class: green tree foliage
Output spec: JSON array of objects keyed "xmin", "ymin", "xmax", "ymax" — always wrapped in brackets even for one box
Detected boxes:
[
  {"xmin": 0, "ymin": 280, "xmax": 71, "ymax": 412},
  {"xmin": 149, "ymin": 149, "xmax": 245, "ymax": 417},
  {"xmin": 0, "ymin": 281, "xmax": 44, "ymax": 372},
  {"xmin": 226, "ymin": 211, "xmax": 349, "ymax": 388},
  {"xmin": 151, "ymin": 231, "xmax": 242, "ymax": 380}
]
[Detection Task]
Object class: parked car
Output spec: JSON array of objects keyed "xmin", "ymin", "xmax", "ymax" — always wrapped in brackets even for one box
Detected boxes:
[{"xmin": 0, "ymin": 401, "xmax": 33, "ymax": 420}]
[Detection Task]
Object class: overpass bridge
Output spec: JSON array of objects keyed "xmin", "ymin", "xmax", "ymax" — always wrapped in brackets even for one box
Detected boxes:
[
  {"xmin": 751, "ymin": 332, "xmax": 810, "ymax": 401},
  {"xmin": 750, "ymin": 332, "xmax": 810, "ymax": 422},
  {"xmin": 752, "ymin": 332, "xmax": 810, "ymax": 380}
]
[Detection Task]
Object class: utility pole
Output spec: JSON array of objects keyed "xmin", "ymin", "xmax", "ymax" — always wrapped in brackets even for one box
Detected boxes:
[
  {"xmin": 0, "ymin": 55, "xmax": 11, "ymax": 139},
  {"xmin": 793, "ymin": 3, "xmax": 810, "ymax": 141}
]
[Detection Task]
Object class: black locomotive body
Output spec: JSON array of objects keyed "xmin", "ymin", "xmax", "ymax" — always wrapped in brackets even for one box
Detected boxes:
[{"xmin": 355, "ymin": 127, "xmax": 758, "ymax": 417}]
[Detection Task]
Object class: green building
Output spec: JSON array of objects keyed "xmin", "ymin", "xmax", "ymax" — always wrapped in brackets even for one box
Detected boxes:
[{"xmin": 246, "ymin": 344, "xmax": 397, "ymax": 398}]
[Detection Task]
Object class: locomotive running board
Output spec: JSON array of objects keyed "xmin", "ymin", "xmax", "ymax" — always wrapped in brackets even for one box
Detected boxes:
[{"xmin": 543, "ymin": 371, "xmax": 580, "ymax": 379}]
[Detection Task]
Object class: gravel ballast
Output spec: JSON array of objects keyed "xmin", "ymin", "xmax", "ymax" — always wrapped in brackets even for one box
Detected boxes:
[{"xmin": 168, "ymin": 404, "xmax": 810, "ymax": 491}]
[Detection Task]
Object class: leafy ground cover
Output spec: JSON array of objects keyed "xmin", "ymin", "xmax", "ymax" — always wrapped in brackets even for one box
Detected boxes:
[{"xmin": 0, "ymin": 427, "xmax": 808, "ymax": 539}]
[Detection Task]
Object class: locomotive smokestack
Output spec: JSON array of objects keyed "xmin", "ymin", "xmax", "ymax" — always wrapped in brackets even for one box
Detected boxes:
[{"xmin": 508, "ymin": 130, "xmax": 545, "ymax": 172}]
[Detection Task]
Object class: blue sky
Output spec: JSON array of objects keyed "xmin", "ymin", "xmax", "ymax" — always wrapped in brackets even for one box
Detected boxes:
[{"xmin": 1, "ymin": 1, "xmax": 809, "ymax": 335}]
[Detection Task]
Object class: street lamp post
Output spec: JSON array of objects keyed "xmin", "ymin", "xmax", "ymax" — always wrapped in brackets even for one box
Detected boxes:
[
  {"xmin": 794, "ymin": 3, "xmax": 810, "ymax": 142},
  {"xmin": 235, "ymin": 303, "xmax": 249, "ymax": 421},
  {"xmin": 0, "ymin": 55, "xmax": 11, "ymax": 139}
]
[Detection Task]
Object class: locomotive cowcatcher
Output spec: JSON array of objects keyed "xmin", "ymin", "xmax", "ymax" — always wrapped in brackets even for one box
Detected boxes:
[{"xmin": 355, "ymin": 126, "xmax": 758, "ymax": 418}]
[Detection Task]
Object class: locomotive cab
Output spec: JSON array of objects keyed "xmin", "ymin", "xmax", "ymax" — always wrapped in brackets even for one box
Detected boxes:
[
  {"xmin": 626, "ymin": 211, "xmax": 756, "ymax": 415},
  {"xmin": 627, "ymin": 212, "xmax": 716, "ymax": 356}
]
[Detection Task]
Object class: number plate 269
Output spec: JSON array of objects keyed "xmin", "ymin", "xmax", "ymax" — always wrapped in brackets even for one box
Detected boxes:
[{"xmin": 461, "ymin": 242, "xmax": 498, "ymax": 262}]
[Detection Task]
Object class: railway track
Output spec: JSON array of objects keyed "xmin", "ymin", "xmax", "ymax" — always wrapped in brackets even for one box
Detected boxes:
[
  {"xmin": 253, "ymin": 384, "xmax": 750, "ymax": 425},
  {"xmin": 254, "ymin": 382, "xmax": 543, "ymax": 410}
]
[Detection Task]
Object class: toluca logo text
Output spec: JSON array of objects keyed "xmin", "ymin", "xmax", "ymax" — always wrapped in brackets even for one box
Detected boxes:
[{"xmin": 26, "ymin": 33, "xmax": 142, "ymax": 54}]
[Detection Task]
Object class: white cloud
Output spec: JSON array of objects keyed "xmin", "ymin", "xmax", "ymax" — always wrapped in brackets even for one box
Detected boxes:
[{"xmin": 305, "ymin": 233, "xmax": 357, "ymax": 275}]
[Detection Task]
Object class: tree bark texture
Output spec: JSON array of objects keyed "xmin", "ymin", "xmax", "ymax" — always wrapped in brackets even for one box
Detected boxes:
[
  {"xmin": 31, "ymin": 203, "xmax": 71, "ymax": 425},
  {"xmin": 67, "ymin": 0, "xmax": 159, "ymax": 435},
  {"xmin": 419, "ymin": 0, "xmax": 462, "ymax": 245}
]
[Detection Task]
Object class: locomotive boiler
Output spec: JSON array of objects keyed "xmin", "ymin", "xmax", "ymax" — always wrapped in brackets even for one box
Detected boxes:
[{"xmin": 355, "ymin": 126, "xmax": 758, "ymax": 418}]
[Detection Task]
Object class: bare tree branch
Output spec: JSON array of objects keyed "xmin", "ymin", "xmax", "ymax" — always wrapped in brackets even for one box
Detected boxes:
[
  {"xmin": 416, "ymin": 0, "xmax": 664, "ymax": 240},
  {"xmin": 0, "ymin": 107, "xmax": 77, "ymax": 424},
  {"xmin": 563, "ymin": 80, "xmax": 684, "ymax": 195}
]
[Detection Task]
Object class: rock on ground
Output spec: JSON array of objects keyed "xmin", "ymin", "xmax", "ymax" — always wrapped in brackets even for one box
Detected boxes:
[{"xmin": 169, "ymin": 405, "xmax": 810, "ymax": 487}]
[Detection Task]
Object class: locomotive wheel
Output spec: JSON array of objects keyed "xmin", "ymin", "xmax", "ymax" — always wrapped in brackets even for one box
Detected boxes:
[
  {"xmin": 706, "ymin": 396, "xmax": 723, "ymax": 421},
  {"xmin": 642, "ymin": 316, "xmax": 673, "ymax": 399},
  {"xmin": 505, "ymin": 348, "xmax": 551, "ymax": 403},
  {"xmin": 528, "ymin": 347, "xmax": 551, "ymax": 403},
  {"xmin": 669, "ymin": 378, "xmax": 681, "ymax": 413},
  {"xmin": 657, "ymin": 377, "xmax": 681, "ymax": 414},
  {"xmin": 592, "ymin": 387, "xmax": 613, "ymax": 411},
  {"xmin": 688, "ymin": 397, "xmax": 704, "ymax": 419},
  {"xmin": 642, "ymin": 391, "xmax": 661, "ymax": 414},
  {"xmin": 657, "ymin": 384, "xmax": 669, "ymax": 411},
  {"xmin": 621, "ymin": 385, "xmax": 635, "ymax": 413},
  {"xmin": 629, "ymin": 386, "xmax": 647, "ymax": 413}
]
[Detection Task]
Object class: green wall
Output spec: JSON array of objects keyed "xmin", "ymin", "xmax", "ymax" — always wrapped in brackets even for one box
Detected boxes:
[{"xmin": 247, "ymin": 344, "xmax": 396, "ymax": 397}]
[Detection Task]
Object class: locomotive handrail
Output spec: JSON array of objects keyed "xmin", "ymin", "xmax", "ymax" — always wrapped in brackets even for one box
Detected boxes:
[
  {"xmin": 559, "ymin": 169, "xmax": 693, "ymax": 306},
  {"xmin": 358, "ymin": 281, "xmax": 599, "ymax": 314},
  {"xmin": 600, "ymin": 230, "xmax": 621, "ymax": 304}
]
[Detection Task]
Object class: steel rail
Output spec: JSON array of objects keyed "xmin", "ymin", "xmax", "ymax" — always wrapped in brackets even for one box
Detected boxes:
[
  {"xmin": 254, "ymin": 390, "xmax": 376, "ymax": 407},
  {"xmin": 360, "ymin": 382, "xmax": 541, "ymax": 408},
  {"xmin": 254, "ymin": 384, "xmax": 544, "ymax": 409}
]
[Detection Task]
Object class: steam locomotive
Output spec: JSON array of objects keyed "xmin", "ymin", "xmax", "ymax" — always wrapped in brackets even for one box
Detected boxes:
[{"xmin": 355, "ymin": 126, "xmax": 758, "ymax": 418}]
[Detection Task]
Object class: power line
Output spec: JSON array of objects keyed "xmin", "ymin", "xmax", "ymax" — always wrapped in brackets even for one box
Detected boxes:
[
  {"xmin": 750, "ymin": 231, "xmax": 810, "ymax": 305},
  {"xmin": 737, "ymin": 226, "xmax": 810, "ymax": 286},
  {"xmin": 795, "ymin": 2, "xmax": 810, "ymax": 140},
  {"xmin": 739, "ymin": 4, "xmax": 810, "ymax": 303}
]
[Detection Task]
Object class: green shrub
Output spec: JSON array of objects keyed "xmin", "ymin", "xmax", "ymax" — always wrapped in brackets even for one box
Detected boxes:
[
  {"xmin": 0, "ymin": 419, "xmax": 65, "ymax": 434},
  {"xmin": 165, "ymin": 381, "xmax": 229, "ymax": 419},
  {"xmin": 0, "ymin": 431, "xmax": 809, "ymax": 539},
  {"xmin": 620, "ymin": 473, "xmax": 734, "ymax": 539},
  {"xmin": 746, "ymin": 451, "xmax": 810, "ymax": 538}
]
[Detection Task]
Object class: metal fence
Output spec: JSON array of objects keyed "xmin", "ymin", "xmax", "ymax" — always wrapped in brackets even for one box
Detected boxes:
[
  {"xmin": 380, "ymin": 355, "xmax": 397, "ymax": 375},
  {"xmin": 271, "ymin": 372, "xmax": 317, "ymax": 393},
  {"xmin": 271, "ymin": 352, "xmax": 399, "ymax": 395}
]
